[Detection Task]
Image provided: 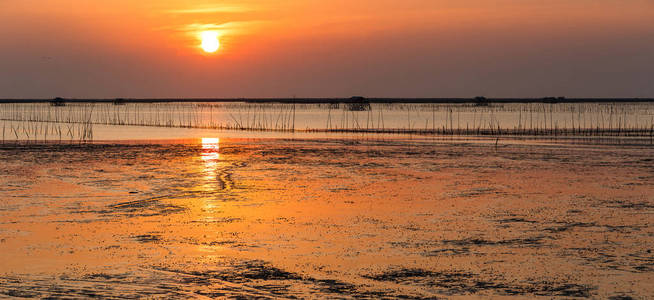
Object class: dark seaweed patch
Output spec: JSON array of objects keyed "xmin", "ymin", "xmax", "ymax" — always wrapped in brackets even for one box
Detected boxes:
[
  {"xmin": 96, "ymin": 195, "xmax": 187, "ymax": 217},
  {"xmin": 449, "ymin": 187, "xmax": 503, "ymax": 198},
  {"xmin": 132, "ymin": 234, "xmax": 162, "ymax": 243},
  {"xmin": 609, "ymin": 296, "xmax": 635, "ymax": 300},
  {"xmin": 0, "ymin": 275, "xmax": 189, "ymax": 298},
  {"xmin": 149, "ymin": 261, "xmax": 430, "ymax": 298},
  {"xmin": 423, "ymin": 248, "xmax": 470, "ymax": 256},
  {"xmin": 565, "ymin": 248, "xmax": 654, "ymax": 273},
  {"xmin": 497, "ymin": 218, "xmax": 537, "ymax": 224},
  {"xmin": 364, "ymin": 268, "xmax": 594, "ymax": 297},
  {"xmin": 307, "ymin": 278, "xmax": 358, "ymax": 295},
  {"xmin": 603, "ymin": 224, "xmax": 644, "ymax": 233},
  {"xmin": 363, "ymin": 268, "xmax": 473, "ymax": 282},
  {"xmin": 83, "ymin": 273, "xmax": 130, "ymax": 281},
  {"xmin": 543, "ymin": 222, "xmax": 595, "ymax": 233},
  {"xmin": 605, "ymin": 200, "xmax": 654, "ymax": 210},
  {"xmin": 160, "ymin": 260, "xmax": 303, "ymax": 284},
  {"xmin": 234, "ymin": 261, "xmax": 303, "ymax": 281},
  {"xmin": 1, "ymin": 289, "xmax": 40, "ymax": 298},
  {"xmin": 442, "ymin": 237, "xmax": 543, "ymax": 247}
]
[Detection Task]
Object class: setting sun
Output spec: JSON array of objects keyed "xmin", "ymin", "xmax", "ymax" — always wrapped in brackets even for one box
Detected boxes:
[{"xmin": 200, "ymin": 31, "xmax": 220, "ymax": 53}]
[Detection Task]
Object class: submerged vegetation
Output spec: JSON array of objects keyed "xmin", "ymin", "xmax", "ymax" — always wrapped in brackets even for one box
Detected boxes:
[{"xmin": 1, "ymin": 102, "xmax": 653, "ymax": 140}]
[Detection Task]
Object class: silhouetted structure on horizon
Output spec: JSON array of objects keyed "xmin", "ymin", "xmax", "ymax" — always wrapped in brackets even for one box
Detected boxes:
[{"xmin": 49, "ymin": 97, "xmax": 66, "ymax": 106}]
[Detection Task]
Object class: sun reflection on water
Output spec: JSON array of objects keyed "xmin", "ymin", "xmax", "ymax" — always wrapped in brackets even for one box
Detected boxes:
[
  {"xmin": 201, "ymin": 138, "xmax": 220, "ymax": 149},
  {"xmin": 200, "ymin": 138, "xmax": 221, "ymax": 198},
  {"xmin": 201, "ymin": 138, "xmax": 220, "ymax": 162}
]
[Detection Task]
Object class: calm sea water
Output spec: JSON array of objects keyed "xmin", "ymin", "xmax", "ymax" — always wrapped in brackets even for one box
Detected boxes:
[{"xmin": 1, "ymin": 102, "xmax": 653, "ymax": 141}]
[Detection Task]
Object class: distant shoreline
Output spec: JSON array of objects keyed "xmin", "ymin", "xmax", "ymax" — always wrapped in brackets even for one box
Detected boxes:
[{"xmin": 1, "ymin": 97, "xmax": 654, "ymax": 104}]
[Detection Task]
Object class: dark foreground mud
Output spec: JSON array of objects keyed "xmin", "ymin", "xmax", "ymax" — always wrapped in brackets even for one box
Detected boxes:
[{"xmin": 0, "ymin": 138, "xmax": 652, "ymax": 298}]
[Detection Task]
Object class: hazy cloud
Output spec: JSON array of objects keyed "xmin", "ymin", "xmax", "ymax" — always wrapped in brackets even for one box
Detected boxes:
[{"xmin": 165, "ymin": 6, "xmax": 249, "ymax": 14}]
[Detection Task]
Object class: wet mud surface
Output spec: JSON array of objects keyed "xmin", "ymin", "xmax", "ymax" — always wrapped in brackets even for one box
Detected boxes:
[{"xmin": 0, "ymin": 138, "xmax": 652, "ymax": 298}]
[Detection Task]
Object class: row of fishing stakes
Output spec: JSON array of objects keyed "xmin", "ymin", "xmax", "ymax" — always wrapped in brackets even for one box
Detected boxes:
[
  {"xmin": 1, "ymin": 120, "xmax": 93, "ymax": 143},
  {"xmin": 0, "ymin": 102, "xmax": 653, "ymax": 137}
]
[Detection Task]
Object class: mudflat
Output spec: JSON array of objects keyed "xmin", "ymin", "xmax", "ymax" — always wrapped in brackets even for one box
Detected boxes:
[{"xmin": 0, "ymin": 138, "xmax": 652, "ymax": 298}]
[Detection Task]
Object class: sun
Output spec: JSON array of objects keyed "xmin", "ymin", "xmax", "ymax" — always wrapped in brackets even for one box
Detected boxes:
[{"xmin": 200, "ymin": 31, "xmax": 220, "ymax": 53}]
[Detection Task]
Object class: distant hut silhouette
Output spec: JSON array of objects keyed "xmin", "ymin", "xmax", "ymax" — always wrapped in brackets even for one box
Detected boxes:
[
  {"xmin": 50, "ymin": 97, "xmax": 66, "ymax": 106},
  {"xmin": 346, "ymin": 96, "xmax": 371, "ymax": 111},
  {"xmin": 474, "ymin": 96, "xmax": 489, "ymax": 106},
  {"xmin": 543, "ymin": 97, "xmax": 565, "ymax": 103}
]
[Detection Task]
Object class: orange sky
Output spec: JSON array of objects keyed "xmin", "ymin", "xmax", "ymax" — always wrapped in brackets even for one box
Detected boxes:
[{"xmin": 1, "ymin": 0, "xmax": 653, "ymax": 98}]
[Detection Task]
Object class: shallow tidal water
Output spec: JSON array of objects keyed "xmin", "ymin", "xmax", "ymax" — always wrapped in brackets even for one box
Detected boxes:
[{"xmin": 0, "ymin": 137, "xmax": 653, "ymax": 298}]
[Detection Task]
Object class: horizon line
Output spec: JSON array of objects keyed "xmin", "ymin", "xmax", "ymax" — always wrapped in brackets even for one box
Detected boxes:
[{"xmin": 1, "ymin": 97, "xmax": 654, "ymax": 104}]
